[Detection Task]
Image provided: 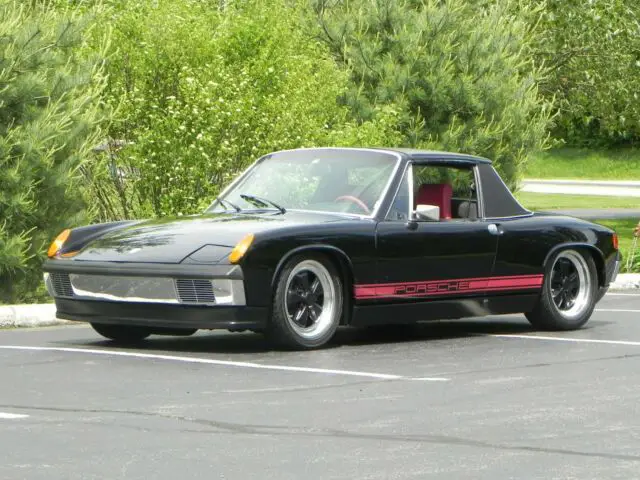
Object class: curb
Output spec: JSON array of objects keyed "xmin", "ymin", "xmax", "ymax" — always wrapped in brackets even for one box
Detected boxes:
[
  {"xmin": 0, "ymin": 304, "xmax": 71, "ymax": 329},
  {"xmin": 1, "ymin": 274, "xmax": 639, "ymax": 329},
  {"xmin": 610, "ymin": 273, "xmax": 640, "ymax": 290}
]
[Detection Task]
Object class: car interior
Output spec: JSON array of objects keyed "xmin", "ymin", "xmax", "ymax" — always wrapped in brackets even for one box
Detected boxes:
[
  {"xmin": 387, "ymin": 164, "xmax": 479, "ymax": 222},
  {"xmin": 307, "ymin": 162, "xmax": 396, "ymax": 214}
]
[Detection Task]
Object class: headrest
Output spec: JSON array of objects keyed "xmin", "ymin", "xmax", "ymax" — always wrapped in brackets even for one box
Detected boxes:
[{"xmin": 415, "ymin": 183, "xmax": 452, "ymax": 219}]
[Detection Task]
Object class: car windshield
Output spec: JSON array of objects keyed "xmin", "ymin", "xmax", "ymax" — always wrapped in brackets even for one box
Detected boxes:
[{"xmin": 206, "ymin": 149, "xmax": 399, "ymax": 216}]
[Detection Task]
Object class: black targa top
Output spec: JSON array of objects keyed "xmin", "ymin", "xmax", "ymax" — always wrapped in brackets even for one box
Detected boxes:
[
  {"xmin": 264, "ymin": 147, "xmax": 531, "ymax": 220},
  {"xmin": 383, "ymin": 148, "xmax": 531, "ymax": 219}
]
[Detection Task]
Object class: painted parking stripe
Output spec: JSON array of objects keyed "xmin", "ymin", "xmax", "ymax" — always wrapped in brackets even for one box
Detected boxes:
[
  {"xmin": 490, "ymin": 334, "xmax": 640, "ymax": 347},
  {"xmin": 0, "ymin": 412, "xmax": 28, "ymax": 419},
  {"xmin": 0, "ymin": 346, "xmax": 449, "ymax": 382},
  {"xmin": 596, "ymin": 309, "xmax": 640, "ymax": 313}
]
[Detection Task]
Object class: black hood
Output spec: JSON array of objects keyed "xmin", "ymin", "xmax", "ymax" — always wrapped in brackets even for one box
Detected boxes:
[{"xmin": 73, "ymin": 211, "xmax": 355, "ymax": 264}]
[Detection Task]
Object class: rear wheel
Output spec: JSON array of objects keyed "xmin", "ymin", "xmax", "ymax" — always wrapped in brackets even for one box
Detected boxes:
[
  {"xmin": 268, "ymin": 253, "xmax": 343, "ymax": 349},
  {"xmin": 91, "ymin": 323, "xmax": 152, "ymax": 343},
  {"xmin": 526, "ymin": 249, "xmax": 597, "ymax": 330}
]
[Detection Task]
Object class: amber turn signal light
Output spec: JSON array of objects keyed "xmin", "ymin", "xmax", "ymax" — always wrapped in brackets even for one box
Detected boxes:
[
  {"xmin": 229, "ymin": 233, "xmax": 255, "ymax": 264},
  {"xmin": 47, "ymin": 229, "xmax": 71, "ymax": 258}
]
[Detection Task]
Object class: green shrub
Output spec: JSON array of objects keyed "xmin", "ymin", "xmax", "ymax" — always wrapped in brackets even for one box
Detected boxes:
[
  {"xmin": 0, "ymin": 0, "xmax": 110, "ymax": 303},
  {"xmin": 525, "ymin": 0, "xmax": 640, "ymax": 146},
  {"xmin": 87, "ymin": 0, "xmax": 401, "ymax": 220},
  {"xmin": 313, "ymin": 0, "xmax": 554, "ymax": 189}
]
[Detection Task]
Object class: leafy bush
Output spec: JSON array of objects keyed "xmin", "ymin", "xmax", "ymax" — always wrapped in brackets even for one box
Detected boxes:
[
  {"xmin": 526, "ymin": 0, "xmax": 640, "ymax": 146},
  {"xmin": 87, "ymin": 0, "xmax": 401, "ymax": 221},
  {"xmin": 0, "ymin": 1, "xmax": 110, "ymax": 303},
  {"xmin": 313, "ymin": 0, "xmax": 554, "ymax": 188}
]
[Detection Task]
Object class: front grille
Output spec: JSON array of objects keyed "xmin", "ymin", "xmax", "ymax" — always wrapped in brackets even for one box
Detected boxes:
[
  {"xmin": 50, "ymin": 273, "xmax": 74, "ymax": 297},
  {"xmin": 175, "ymin": 279, "xmax": 216, "ymax": 304}
]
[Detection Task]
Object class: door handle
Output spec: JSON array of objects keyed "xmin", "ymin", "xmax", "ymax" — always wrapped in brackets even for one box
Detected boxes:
[{"xmin": 488, "ymin": 224, "xmax": 503, "ymax": 236}]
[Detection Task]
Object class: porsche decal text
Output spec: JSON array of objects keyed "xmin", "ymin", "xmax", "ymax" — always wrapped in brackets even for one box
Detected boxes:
[
  {"xmin": 354, "ymin": 275, "xmax": 543, "ymax": 300},
  {"xmin": 394, "ymin": 281, "xmax": 471, "ymax": 295}
]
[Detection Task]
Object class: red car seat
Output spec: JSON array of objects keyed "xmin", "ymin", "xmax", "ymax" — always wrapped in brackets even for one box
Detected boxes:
[{"xmin": 415, "ymin": 183, "xmax": 452, "ymax": 219}]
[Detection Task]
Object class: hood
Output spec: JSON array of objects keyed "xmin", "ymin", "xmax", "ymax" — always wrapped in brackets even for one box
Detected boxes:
[{"xmin": 73, "ymin": 211, "xmax": 353, "ymax": 264}]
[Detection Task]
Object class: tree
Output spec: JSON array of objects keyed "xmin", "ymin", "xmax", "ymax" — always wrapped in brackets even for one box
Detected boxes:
[
  {"xmin": 312, "ymin": 0, "xmax": 554, "ymax": 188},
  {"xmin": 86, "ymin": 0, "xmax": 402, "ymax": 220},
  {"xmin": 526, "ymin": 0, "xmax": 640, "ymax": 145},
  {"xmin": 0, "ymin": 1, "xmax": 110, "ymax": 303}
]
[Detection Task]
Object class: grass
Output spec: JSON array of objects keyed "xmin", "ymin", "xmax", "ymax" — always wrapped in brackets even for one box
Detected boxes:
[
  {"xmin": 592, "ymin": 219, "xmax": 639, "ymax": 273},
  {"xmin": 516, "ymin": 192, "xmax": 640, "ymax": 211},
  {"xmin": 525, "ymin": 147, "xmax": 640, "ymax": 180}
]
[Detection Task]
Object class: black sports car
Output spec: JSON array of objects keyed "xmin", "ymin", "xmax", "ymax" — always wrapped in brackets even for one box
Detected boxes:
[{"xmin": 43, "ymin": 147, "xmax": 621, "ymax": 349}]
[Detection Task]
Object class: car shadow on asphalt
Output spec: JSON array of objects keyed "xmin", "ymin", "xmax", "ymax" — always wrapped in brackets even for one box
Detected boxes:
[{"xmin": 71, "ymin": 317, "xmax": 541, "ymax": 355}]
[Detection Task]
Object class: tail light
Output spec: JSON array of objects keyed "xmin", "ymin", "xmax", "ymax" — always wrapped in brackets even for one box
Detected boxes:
[{"xmin": 612, "ymin": 233, "xmax": 619, "ymax": 250}]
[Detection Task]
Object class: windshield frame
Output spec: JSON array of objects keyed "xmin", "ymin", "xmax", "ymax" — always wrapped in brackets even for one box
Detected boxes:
[{"xmin": 204, "ymin": 147, "xmax": 403, "ymax": 219}]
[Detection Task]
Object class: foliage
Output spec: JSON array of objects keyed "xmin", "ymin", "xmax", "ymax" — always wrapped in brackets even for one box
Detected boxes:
[
  {"xmin": 0, "ymin": 0, "xmax": 110, "ymax": 303},
  {"xmin": 86, "ymin": 0, "xmax": 401, "ymax": 221},
  {"xmin": 525, "ymin": 0, "xmax": 640, "ymax": 146},
  {"xmin": 312, "ymin": 0, "xmax": 554, "ymax": 189},
  {"xmin": 593, "ymin": 219, "xmax": 640, "ymax": 273}
]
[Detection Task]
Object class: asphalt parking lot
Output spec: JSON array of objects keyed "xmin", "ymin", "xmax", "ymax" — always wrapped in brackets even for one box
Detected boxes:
[{"xmin": 2, "ymin": 293, "xmax": 640, "ymax": 480}]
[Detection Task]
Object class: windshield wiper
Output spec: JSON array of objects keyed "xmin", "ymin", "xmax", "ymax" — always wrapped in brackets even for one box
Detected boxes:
[
  {"xmin": 240, "ymin": 193, "xmax": 286, "ymax": 214},
  {"xmin": 216, "ymin": 198, "xmax": 241, "ymax": 212}
]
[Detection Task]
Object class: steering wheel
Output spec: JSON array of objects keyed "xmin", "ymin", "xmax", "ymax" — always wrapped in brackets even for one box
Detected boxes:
[{"xmin": 334, "ymin": 195, "xmax": 371, "ymax": 214}]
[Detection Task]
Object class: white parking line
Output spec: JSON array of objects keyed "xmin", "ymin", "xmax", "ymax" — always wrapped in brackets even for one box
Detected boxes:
[
  {"xmin": 491, "ymin": 334, "xmax": 640, "ymax": 347},
  {"xmin": 596, "ymin": 309, "xmax": 640, "ymax": 313},
  {"xmin": 0, "ymin": 346, "xmax": 450, "ymax": 382},
  {"xmin": 605, "ymin": 293, "xmax": 640, "ymax": 297},
  {"xmin": 0, "ymin": 412, "xmax": 28, "ymax": 419},
  {"xmin": 408, "ymin": 377, "xmax": 451, "ymax": 382}
]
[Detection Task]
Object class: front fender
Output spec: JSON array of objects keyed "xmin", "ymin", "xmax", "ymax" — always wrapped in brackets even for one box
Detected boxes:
[
  {"xmin": 56, "ymin": 220, "xmax": 142, "ymax": 257},
  {"xmin": 270, "ymin": 244, "xmax": 354, "ymax": 289}
]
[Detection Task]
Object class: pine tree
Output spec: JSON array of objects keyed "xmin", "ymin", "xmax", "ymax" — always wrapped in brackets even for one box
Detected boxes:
[
  {"xmin": 0, "ymin": 1, "xmax": 110, "ymax": 303},
  {"xmin": 312, "ymin": 0, "xmax": 554, "ymax": 188}
]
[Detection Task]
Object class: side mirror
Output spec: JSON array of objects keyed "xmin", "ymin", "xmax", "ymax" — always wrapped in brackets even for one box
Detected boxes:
[{"xmin": 412, "ymin": 204, "xmax": 440, "ymax": 222}]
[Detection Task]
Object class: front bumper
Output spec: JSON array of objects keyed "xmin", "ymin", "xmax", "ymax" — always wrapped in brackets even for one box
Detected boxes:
[
  {"xmin": 43, "ymin": 261, "xmax": 246, "ymax": 306},
  {"xmin": 54, "ymin": 298, "xmax": 267, "ymax": 330},
  {"xmin": 43, "ymin": 260, "xmax": 265, "ymax": 330}
]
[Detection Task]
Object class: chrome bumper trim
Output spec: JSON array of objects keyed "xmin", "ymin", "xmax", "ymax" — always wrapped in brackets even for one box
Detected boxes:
[
  {"xmin": 44, "ymin": 272, "xmax": 246, "ymax": 306},
  {"xmin": 71, "ymin": 274, "xmax": 180, "ymax": 304},
  {"xmin": 610, "ymin": 257, "xmax": 621, "ymax": 284}
]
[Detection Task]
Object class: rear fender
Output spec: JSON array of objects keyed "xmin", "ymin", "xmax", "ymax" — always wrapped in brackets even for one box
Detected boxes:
[{"xmin": 543, "ymin": 242, "xmax": 606, "ymax": 288}]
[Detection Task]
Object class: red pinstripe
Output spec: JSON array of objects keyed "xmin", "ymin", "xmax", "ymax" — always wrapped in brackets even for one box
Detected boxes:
[{"xmin": 354, "ymin": 274, "xmax": 543, "ymax": 299}]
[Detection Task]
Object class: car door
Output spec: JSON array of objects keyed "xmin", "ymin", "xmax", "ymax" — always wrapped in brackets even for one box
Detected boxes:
[
  {"xmin": 363, "ymin": 162, "xmax": 500, "ymax": 302},
  {"xmin": 475, "ymin": 163, "xmax": 547, "ymax": 293}
]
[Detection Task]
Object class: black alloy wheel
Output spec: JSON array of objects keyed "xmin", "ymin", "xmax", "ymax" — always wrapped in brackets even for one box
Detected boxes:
[{"xmin": 269, "ymin": 253, "xmax": 344, "ymax": 349}]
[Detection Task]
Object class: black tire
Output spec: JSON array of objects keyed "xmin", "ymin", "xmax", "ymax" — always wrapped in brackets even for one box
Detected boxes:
[
  {"xmin": 91, "ymin": 323, "xmax": 152, "ymax": 343},
  {"xmin": 525, "ymin": 249, "xmax": 598, "ymax": 330},
  {"xmin": 268, "ymin": 253, "xmax": 344, "ymax": 349},
  {"xmin": 595, "ymin": 286, "xmax": 608, "ymax": 304},
  {"xmin": 150, "ymin": 327, "xmax": 197, "ymax": 336}
]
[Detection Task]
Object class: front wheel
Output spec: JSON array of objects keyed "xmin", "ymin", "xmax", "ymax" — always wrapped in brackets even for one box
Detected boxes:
[
  {"xmin": 91, "ymin": 323, "xmax": 152, "ymax": 343},
  {"xmin": 526, "ymin": 249, "xmax": 598, "ymax": 330},
  {"xmin": 268, "ymin": 253, "xmax": 344, "ymax": 349}
]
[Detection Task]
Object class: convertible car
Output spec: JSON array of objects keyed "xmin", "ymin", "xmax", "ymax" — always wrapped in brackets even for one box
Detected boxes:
[{"xmin": 43, "ymin": 147, "xmax": 621, "ymax": 349}]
